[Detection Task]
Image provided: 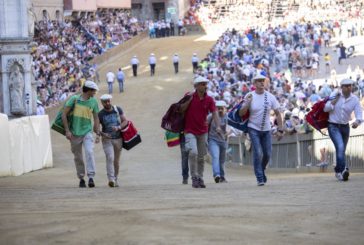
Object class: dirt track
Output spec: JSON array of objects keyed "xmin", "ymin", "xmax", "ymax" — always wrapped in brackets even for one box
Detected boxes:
[{"xmin": 0, "ymin": 35, "xmax": 364, "ymax": 245}]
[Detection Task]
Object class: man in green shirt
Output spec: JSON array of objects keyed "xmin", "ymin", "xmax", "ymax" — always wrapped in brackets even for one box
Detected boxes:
[{"xmin": 62, "ymin": 80, "xmax": 101, "ymax": 188}]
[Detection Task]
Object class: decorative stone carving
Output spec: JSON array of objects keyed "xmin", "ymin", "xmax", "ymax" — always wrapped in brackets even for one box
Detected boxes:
[
  {"xmin": 27, "ymin": 4, "xmax": 36, "ymax": 37},
  {"xmin": 8, "ymin": 63, "xmax": 25, "ymax": 116}
]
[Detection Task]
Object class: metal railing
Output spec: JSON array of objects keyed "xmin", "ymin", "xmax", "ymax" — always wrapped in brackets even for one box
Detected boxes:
[{"xmin": 227, "ymin": 125, "xmax": 364, "ymax": 169}]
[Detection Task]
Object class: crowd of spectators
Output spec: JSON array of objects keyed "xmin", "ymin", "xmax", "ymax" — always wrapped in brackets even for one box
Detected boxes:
[
  {"xmin": 193, "ymin": 22, "xmax": 364, "ymax": 137},
  {"xmin": 186, "ymin": 0, "xmax": 364, "ymax": 34},
  {"xmin": 184, "ymin": 0, "xmax": 364, "ymax": 137},
  {"xmin": 32, "ymin": 9, "xmax": 145, "ymax": 108}
]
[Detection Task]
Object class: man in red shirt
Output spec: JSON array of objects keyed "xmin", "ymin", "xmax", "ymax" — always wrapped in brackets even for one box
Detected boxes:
[{"xmin": 180, "ymin": 76, "xmax": 221, "ymax": 188}]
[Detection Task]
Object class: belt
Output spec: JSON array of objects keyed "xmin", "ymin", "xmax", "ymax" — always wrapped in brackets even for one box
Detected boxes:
[{"xmin": 328, "ymin": 122, "xmax": 349, "ymax": 127}]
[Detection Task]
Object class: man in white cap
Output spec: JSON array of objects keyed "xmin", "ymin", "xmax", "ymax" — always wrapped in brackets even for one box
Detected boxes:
[
  {"xmin": 207, "ymin": 100, "xmax": 229, "ymax": 183},
  {"xmin": 191, "ymin": 53, "xmax": 199, "ymax": 73},
  {"xmin": 130, "ymin": 55, "xmax": 139, "ymax": 77},
  {"xmin": 62, "ymin": 80, "xmax": 100, "ymax": 188},
  {"xmin": 149, "ymin": 53, "xmax": 156, "ymax": 76},
  {"xmin": 98, "ymin": 94, "xmax": 128, "ymax": 187},
  {"xmin": 179, "ymin": 76, "xmax": 221, "ymax": 188},
  {"xmin": 172, "ymin": 53, "xmax": 179, "ymax": 74},
  {"xmin": 238, "ymin": 74, "xmax": 284, "ymax": 186},
  {"xmin": 324, "ymin": 78, "xmax": 363, "ymax": 181}
]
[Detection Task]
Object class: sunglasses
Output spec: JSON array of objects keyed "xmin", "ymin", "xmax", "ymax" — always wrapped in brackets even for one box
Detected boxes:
[{"xmin": 342, "ymin": 84, "xmax": 352, "ymax": 87}]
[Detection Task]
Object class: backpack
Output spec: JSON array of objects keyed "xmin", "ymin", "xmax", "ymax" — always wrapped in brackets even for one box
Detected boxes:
[
  {"xmin": 227, "ymin": 100, "xmax": 250, "ymax": 133},
  {"xmin": 305, "ymin": 97, "xmax": 332, "ymax": 135},
  {"xmin": 161, "ymin": 94, "xmax": 192, "ymax": 133},
  {"xmin": 121, "ymin": 121, "xmax": 141, "ymax": 150},
  {"xmin": 50, "ymin": 94, "xmax": 81, "ymax": 135}
]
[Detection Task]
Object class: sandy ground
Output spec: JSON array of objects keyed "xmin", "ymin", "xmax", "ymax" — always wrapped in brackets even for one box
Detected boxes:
[{"xmin": 0, "ymin": 35, "xmax": 364, "ymax": 245}]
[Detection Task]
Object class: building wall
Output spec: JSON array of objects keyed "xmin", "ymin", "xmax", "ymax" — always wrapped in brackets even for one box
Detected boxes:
[
  {"xmin": 32, "ymin": 0, "xmax": 63, "ymax": 21},
  {"xmin": 97, "ymin": 0, "xmax": 131, "ymax": 9},
  {"xmin": 131, "ymin": 0, "xmax": 188, "ymax": 22}
]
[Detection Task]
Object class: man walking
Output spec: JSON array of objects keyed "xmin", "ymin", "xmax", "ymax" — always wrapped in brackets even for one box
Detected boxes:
[
  {"xmin": 98, "ymin": 94, "xmax": 128, "ymax": 187},
  {"xmin": 324, "ymin": 79, "xmax": 363, "ymax": 181},
  {"xmin": 106, "ymin": 70, "xmax": 115, "ymax": 94},
  {"xmin": 238, "ymin": 74, "xmax": 283, "ymax": 186},
  {"xmin": 192, "ymin": 53, "xmax": 199, "ymax": 73},
  {"xmin": 117, "ymin": 68, "xmax": 125, "ymax": 93},
  {"xmin": 173, "ymin": 53, "xmax": 179, "ymax": 74},
  {"xmin": 149, "ymin": 53, "xmax": 157, "ymax": 76},
  {"xmin": 130, "ymin": 55, "xmax": 139, "ymax": 77},
  {"xmin": 180, "ymin": 76, "xmax": 221, "ymax": 188},
  {"xmin": 62, "ymin": 81, "xmax": 100, "ymax": 188}
]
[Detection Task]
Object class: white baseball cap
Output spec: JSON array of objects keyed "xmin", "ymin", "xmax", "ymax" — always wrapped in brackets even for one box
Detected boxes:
[
  {"xmin": 340, "ymin": 79, "xmax": 354, "ymax": 86},
  {"xmin": 252, "ymin": 74, "xmax": 266, "ymax": 81},
  {"xmin": 215, "ymin": 100, "xmax": 227, "ymax": 107},
  {"xmin": 84, "ymin": 80, "xmax": 99, "ymax": 90},
  {"xmin": 193, "ymin": 76, "xmax": 209, "ymax": 84},
  {"xmin": 100, "ymin": 94, "xmax": 112, "ymax": 101},
  {"xmin": 150, "ymin": 53, "xmax": 154, "ymax": 56}
]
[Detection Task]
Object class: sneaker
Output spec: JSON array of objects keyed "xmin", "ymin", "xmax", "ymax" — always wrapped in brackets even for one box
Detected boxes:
[
  {"xmin": 335, "ymin": 172, "xmax": 343, "ymax": 181},
  {"xmin": 198, "ymin": 178, "xmax": 206, "ymax": 188},
  {"xmin": 257, "ymin": 181, "xmax": 265, "ymax": 186},
  {"xmin": 88, "ymin": 178, "xmax": 95, "ymax": 188},
  {"xmin": 214, "ymin": 176, "xmax": 220, "ymax": 183},
  {"xmin": 192, "ymin": 177, "xmax": 200, "ymax": 188},
  {"xmin": 79, "ymin": 179, "xmax": 86, "ymax": 188},
  {"xmin": 263, "ymin": 174, "xmax": 267, "ymax": 183},
  {"xmin": 342, "ymin": 168, "xmax": 350, "ymax": 181},
  {"xmin": 108, "ymin": 181, "xmax": 115, "ymax": 187},
  {"xmin": 220, "ymin": 177, "xmax": 228, "ymax": 183},
  {"xmin": 182, "ymin": 179, "xmax": 188, "ymax": 185},
  {"xmin": 114, "ymin": 180, "xmax": 119, "ymax": 187}
]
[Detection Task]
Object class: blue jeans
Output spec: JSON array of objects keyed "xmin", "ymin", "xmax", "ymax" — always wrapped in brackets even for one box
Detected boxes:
[
  {"xmin": 208, "ymin": 139, "xmax": 227, "ymax": 177},
  {"xmin": 248, "ymin": 128, "xmax": 272, "ymax": 183},
  {"xmin": 107, "ymin": 82, "xmax": 113, "ymax": 94},
  {"xmin": 328, "ymin": 123, "xmax": 350, "ymax": 173},
  {"xmin": 180, "ymin": 134, "xmax": 189, "ymax": 180},
  {"xmin": 117, "ymin": 79, "xmax": 124, "ymax": 92}
]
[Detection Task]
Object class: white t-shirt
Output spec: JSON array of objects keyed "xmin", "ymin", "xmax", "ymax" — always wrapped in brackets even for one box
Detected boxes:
[
  {"xmin": 245, "ymin": 91, "xmax": 279, "ymax": 131},
  {"xmin": 106, "ymin": 72, "xmax": 115, "ymax": 83}
]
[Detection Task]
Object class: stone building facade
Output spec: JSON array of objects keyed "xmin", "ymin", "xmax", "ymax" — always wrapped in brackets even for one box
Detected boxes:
[{"xmin": 131, "ymin": 0, "xmax": 190, "ymax": 23}]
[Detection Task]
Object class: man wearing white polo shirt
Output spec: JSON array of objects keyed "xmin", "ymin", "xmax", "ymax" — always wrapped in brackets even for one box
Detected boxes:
[{"xmin": 324, "ymin": 79, "xmax": 363, "ymax": 181}]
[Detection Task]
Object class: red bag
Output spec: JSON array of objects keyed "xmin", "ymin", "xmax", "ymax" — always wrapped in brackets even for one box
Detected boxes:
[
  {"xmin": 305, "ymin": 97, "xmax": 330, "ymax": 134},
  {"xmin": 161, "ymin": 94, "xmax": 192, "ymax": 133},
  {"xmin": 121, "ymin": 121, "xmax": 141, "ymax": 150}
]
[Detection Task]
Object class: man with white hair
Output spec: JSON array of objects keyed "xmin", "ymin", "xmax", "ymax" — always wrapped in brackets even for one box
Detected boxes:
[
  {"xmin": 62, "ymin": 80, "xmax": 100, "ymax": 188},
  {"xmin": 98, "ymin": 94, "xmax": 128, "ymax": 187},
  {"xmin": 179, "ymin": 76, "xmax": 221, "ymax": 188},
  {"xmin": 324, "ymin": 79, "xmax": 363, "ymax": 181}
]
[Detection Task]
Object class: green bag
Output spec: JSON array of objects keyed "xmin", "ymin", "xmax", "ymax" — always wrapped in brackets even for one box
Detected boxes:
[
  {"xmin": 50, "ymin": 95, "xmax": 80, "ymax": 135},
  {"xmin": 164, "ymin": 131, "xmax": 180, "ymax": 147}
]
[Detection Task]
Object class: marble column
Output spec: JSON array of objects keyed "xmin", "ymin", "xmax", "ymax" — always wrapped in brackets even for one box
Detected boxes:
[{"xmin": 0, "ymin": 0, "xmax": 35, "ymax": 117}]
